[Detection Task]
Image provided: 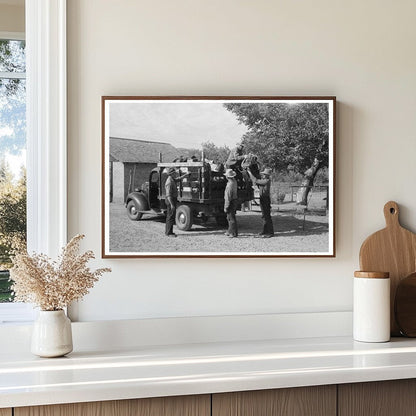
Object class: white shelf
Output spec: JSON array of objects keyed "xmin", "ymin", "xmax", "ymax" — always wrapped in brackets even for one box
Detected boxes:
[{"xmin": 2, "ymin": 335, "xmax": 416, "ymax": 408}]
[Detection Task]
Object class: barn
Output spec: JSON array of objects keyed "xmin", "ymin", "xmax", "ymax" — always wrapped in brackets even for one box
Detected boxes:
[{"xmin": 109, "ymin": 137, "xmax": 181, "ymax": 203}]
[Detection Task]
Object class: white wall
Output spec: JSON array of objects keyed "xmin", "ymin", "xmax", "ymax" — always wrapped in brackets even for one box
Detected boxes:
[{"xmin": 67, "ymin": 0, "xmax": 416, "ymax": 322}]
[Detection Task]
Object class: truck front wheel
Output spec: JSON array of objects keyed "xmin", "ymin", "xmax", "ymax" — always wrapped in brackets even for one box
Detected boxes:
[
  {"xmin": 175, "ymin": 205, "xmax": 193, "ymax": 231},
  {"xmin": 127, "ymin": 200, "xmax": 143, "ymax": 221}
]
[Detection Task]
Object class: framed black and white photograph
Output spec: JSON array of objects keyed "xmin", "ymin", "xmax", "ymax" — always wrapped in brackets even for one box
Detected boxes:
[{"xmin": 102, "ymin": 96, "xmax": 335, "ymax": 258}]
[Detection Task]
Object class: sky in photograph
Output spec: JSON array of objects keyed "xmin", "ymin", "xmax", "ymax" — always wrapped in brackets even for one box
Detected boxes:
[{"xmin": 109, "ymin": 101, "xmax": 248, "ymax": 149}]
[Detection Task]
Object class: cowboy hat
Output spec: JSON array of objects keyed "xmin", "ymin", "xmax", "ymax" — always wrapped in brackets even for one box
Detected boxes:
[
  {"xmin": 260, "ymin": 168, "xmax": 272, "ymax": 176},
  {"xmin": 224, "ymin": 169, "xmax": 237, "ymax": 178}
]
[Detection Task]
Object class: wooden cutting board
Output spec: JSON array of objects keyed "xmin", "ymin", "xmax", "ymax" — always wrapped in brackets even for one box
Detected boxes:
[{"xmin": 359, "ymin": 201, "xmax": 416, "ymax": 336}]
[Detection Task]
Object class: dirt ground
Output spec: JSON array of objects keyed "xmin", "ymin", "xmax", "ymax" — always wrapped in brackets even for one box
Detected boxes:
[{"xmin": 109, "ymin": 203, "xmax": 330, "ymax": 254}]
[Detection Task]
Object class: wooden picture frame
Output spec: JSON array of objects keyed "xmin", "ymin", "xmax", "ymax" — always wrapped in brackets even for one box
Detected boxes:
[{"xmin": 102, "ymin": 96, "xmax": 336, "ymax": 258}]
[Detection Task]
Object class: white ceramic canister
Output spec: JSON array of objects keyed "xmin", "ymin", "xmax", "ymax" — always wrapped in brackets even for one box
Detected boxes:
[{"xmin": 353, "ymin": 271, "xmax": 390, "ymax": 343}]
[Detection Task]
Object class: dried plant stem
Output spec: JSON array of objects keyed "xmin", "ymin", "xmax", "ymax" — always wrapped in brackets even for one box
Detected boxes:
[{"xmin": 10, "ymin": 234, "xmax": 111, "ymax": 310}]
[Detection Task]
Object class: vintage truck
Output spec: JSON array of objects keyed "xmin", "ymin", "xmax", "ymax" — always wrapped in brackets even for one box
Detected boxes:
[{"xmin": 125, "ymin": 158, "xmax": 254, "ymax": 231}]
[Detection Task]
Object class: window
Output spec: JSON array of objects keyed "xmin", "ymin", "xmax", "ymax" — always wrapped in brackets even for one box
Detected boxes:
[
  {"xmin": 0, "ymin": 36, "xmax": 26, "ymax": 303},
  {"xmin": 0, "ymin": 33, "xmax": 34, "ymax": 322}
]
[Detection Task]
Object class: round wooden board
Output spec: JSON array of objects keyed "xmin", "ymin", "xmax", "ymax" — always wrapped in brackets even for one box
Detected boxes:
[{"xmin": 395, "ymin": 272, "xmax": 416, "ymax": 337}]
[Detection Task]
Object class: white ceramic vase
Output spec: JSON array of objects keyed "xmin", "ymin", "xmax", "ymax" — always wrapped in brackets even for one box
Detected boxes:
[{"xmin": 31, "ymin": 310, "xmax": 73, "ymax": 357}]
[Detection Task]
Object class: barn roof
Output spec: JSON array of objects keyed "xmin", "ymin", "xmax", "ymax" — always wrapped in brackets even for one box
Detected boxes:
[{"xmin": 110, "ymin": 137, "xmax": 181, "ymax": 163}]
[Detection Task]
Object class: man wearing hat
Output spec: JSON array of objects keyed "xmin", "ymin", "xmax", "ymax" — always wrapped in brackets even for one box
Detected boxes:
[
  {"xmin": 225, "ymin": 143, "xmax": 246, "ymax": 171},
  {"xmin": 248, "ymin": 167, "xmax": 274, "ymax": 238},
  {"xmin": 224, "ymin": 168, "xmax": 239, "ymax": 238},
  {"xmin": 165, "ymin": 167, "xmax": 190, "ymax": 237}
]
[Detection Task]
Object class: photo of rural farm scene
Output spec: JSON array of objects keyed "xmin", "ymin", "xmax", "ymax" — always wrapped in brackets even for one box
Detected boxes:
[{"xmin": 103, "ymin": 98, "xmax": 334, "ymax": 256}]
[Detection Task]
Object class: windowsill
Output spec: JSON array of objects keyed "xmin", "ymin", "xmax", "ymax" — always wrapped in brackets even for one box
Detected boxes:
[{"xmin": 0, "ymin": 303, "xmax": 36, "ymax": 324}]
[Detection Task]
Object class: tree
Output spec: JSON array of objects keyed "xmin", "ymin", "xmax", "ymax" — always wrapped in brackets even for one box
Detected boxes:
[
  {"xmin": 0, "ymin": 40, "xmax": 26, "ymax": 302},
  {"xmin": 0, "ymin": 162, "xmax": 26, "ymax": 269},
  {"xmin": 177, "ymin": 142, "xmax": 231, "ymax": 164},
  {"xmin": 224, "ymin": 102, "xmax": 329, "ymax": 205},
  {"xmin": 176, "ymin": 148, "xmax": 202, "ymax": 160},
  {"xmin": 0, "ymin": 158, "xmax": 14, "ymax": 183},
  {"xmin": 201, "ymin": 141, "xmax": 230, "ymax": 164}
]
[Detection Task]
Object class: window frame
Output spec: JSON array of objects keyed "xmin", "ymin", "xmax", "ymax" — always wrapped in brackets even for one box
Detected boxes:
[
  {"xmin": 26, "ymin": 0, "xmax": 67, "ymax": 257},
  {"xmin": 0, "ymin": 0, "xmax": 67, "ymax": 323}
]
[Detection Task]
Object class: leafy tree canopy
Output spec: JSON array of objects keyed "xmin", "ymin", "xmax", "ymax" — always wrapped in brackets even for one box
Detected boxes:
[
  {"xmin": 0, "ymin": 39, "xmax": 25, "ymax": 73},
  {"xmin": 0, "ymin": 160, "xmax": 26, "ymax": 269},
  {"xmin": 201, "ymin": 141, "xmax": 230, "ymax": 164},
  {"xmin": 176, "ymin": 141, "xmax": 230, "ymax": 165},
  {"xmin": 224, "ymin": 103, "xmax": 329, "ymax": 175}
]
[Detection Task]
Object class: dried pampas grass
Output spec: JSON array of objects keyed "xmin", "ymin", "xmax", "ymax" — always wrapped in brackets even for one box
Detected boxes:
[{"xmin": 10, "ymin": 234, "xmax": 111, "ymax": 311}]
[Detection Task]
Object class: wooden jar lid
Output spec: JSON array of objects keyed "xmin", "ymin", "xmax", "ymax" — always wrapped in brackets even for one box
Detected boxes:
[{"xmin": 354, "ymin": 271, "xmax": 390, "ymax": 279}]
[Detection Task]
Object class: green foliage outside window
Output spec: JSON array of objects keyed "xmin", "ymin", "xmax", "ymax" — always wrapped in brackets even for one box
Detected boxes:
[{"xmin": 0, "ymin": 39, "xmax": 26, "ymax": 302}]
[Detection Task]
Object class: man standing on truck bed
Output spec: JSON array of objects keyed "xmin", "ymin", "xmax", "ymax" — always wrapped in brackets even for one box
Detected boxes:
[
  {"xmin": 226, "ymin": 143, "xmax": 246, "ymax": 171},
  {"xmin": 224, "ymin": 169, "xmax": 239, "ymax": 238},
  {"xmin": 165, "ymin": 167, "xmax": 190, "ymax": 237}
]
